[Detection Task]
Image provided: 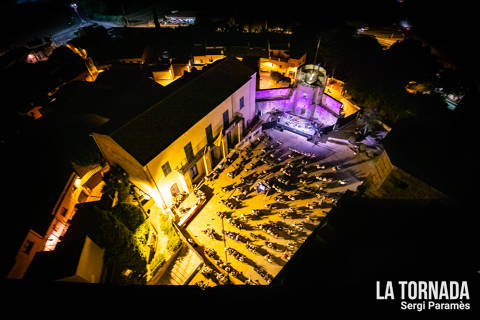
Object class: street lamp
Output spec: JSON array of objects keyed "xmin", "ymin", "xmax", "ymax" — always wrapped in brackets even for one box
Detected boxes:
[
  {"xmin": 70, "ymin": 3, "xmax": 85, "ymax": 23},
  {"xmin": 221, "ymin": 214, "xmax": 228, "ymax": 263}
]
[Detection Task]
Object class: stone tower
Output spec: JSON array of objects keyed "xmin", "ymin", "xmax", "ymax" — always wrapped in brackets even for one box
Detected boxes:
[{"xmin": 289, "ymin": 64, "xmax": 327, "ymax": 119}]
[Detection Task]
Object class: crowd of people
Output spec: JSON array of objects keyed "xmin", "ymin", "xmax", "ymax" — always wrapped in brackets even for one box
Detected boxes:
[{"xmin": 193, "ymin": 132, "xmax": 350, "ymax": 287}]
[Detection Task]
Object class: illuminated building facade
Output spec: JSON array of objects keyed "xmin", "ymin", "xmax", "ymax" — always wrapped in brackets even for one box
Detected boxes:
[
  {"xmin": 259, "ymin": 51, "xmax": 306, "ymax": 83},
  {"xmin": 256, "ymin": 64, "xmax": 348, "ymax": 137},
  {"xmin": 7, "ymin": 165, "xmax": 107, "ymax": 279},
  {"xmin": 92, "ymin": 58, "xmax": 257, "ymax": 210},
  {"xmin": 193, "ymin": 46, "xmax": 226, "ymax": 69}
]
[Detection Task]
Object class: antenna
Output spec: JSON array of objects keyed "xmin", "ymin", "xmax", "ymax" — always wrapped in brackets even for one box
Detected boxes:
[{"xmin": 313, "ymin": 36, "xmax": 321, "ymax": 65}]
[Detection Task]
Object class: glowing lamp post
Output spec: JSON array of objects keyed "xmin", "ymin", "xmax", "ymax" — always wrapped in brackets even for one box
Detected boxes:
[{"xmin": 70, "ymin": 3, "xmax": 84, "ymax": 23}]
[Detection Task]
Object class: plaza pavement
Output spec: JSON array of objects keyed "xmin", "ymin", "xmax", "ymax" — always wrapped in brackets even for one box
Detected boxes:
[{"xmin": 185, "ymin": 126, "xmax": 380, "ymax": 287}]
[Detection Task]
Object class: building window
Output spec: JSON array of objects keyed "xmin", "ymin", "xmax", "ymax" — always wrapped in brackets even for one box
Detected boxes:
[
  {"xmin": 162, "ymin": 162, "xmax": 172, "ymax": 177},
  {"xmin": 23, "ymin": 240, "xmax": 34, "ymax": 255},
  {"xmin": 239, "ymin": 96, "xmax": 245, "ymax": 109},
  {"xmin": 223, "ymin": 110, "xmax": 229, "ymax": 129},
  {"xmin": 60, "ymin": 207, "xmax": 68, "ymax": 217},
  {"xmin": 189, "ymin": 164, "xmax": 199, "ymax": 179},
  {"xmin": 184, "ymin": 142, "xmax": 194, "ymax": 162},
  {"xmin": 206, "ymin": 124, "xmax": 213, "ymax": 144}
]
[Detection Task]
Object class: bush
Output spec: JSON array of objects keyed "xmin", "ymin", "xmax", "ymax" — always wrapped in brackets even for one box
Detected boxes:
[
  {"xmin": 270, "ymin": 71, "xmax": 290, "ymax": 84},
  {"xmin": 158, "ymin": 214, "xmax": 182, "ymax": 253},
  {"xmin": 112, "ymin": 203, "xmax": 145, "ymax": 232},
  {"xmin": 166, "ymin": 235, "xmax": 182, "ymax": 252},
  {"xmin": 133, "ymin": 220, "xmax": 151, "ymax": 246},
  {"xmin": 150, "ymin": 252, "xmax": 166, "ymax": 271},
  {"xmin": 102, "ymin": 164, "xmax": 130, "ymax": 202},
  {"xmin": 79, "ymin": 206, "xmax": 147, "ymax": 276}
]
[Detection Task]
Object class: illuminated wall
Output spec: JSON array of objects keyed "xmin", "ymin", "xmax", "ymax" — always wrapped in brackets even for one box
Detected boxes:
[
  {"xmin": 7, "ymin": 165, "xmax": 106, "ymax": 279},
  {"xmin": 91, "ymin": 133, "xmax": 158, "ymax": 203},
  {"xmin": 259, "ymin": 53, "xmax": 306, "ymax": 79},
  {"xmin": 193, "ymin": 55, "xmax": 226, "ymax": 66},
  {"xmin": 92, "ymin": 73, "xmax": 256, "ymax": 209},
  {"xmin": 7, "ymin": 230, "xmax": 45, "ymax": 279},
  {"xmin": 152, "ymin": 65, "xmax": 174, "ymax": 82},
  {"xmin": 58, "ymin": 236, "xmax": 105, "ymax": 283},
  {"xmin": 313, "ymin": 106, "xmax": 338, "ymax": 126},
  {"xmin": 255, "ymin": 88, "xmax": 291, "ymax": 100},
  {"xmin": 292, "ymin": 85, "xmax": 316, "ymax": 117},
  {"xmin": 257, "ymin": 99, "xmax": 289, "ymax": 115},
  {"xmin": 256, "ymin": 64, "xmax": 340, "ymax": 127},
  {"xmin": 321, "ymin": 93, "xmax": 343, "ymax": 115},
  {"xmin": 146, "ymin": 74, "xmax": 257, "ymax": 207}
]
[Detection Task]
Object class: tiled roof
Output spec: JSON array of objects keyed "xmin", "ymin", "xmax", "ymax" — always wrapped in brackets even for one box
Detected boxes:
[{"xmin": 110, "ymin": 57, "xmax": 255, "ymax": 165}]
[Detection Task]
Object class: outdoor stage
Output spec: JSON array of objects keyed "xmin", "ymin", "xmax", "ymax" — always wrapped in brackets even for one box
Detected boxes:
[{"xmin": 276, "ymin": 112, "xmax": 318, "ymax": 139}]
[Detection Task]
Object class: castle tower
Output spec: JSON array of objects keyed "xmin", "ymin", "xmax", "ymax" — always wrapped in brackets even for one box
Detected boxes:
[{"xmin": 290, "ymin": 64, "xmax": 327, "ymax": 119}]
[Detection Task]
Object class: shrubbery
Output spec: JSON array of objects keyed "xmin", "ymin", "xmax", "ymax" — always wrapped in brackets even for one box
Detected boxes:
[
  {"xmin": 297, "ymin": 25, "xmax": 451, "ymax": 126},
  {"xmin": 133, "ymin": 220, "xmax": 151, "ymax": 247},
  {"xmin": 102, "ymin": 164, "xmax": 130, "ymax": 202},
  {"xmin": 159, "ymin": 214, "xmax": 182, "ymax": 253},
  {"xmin": 270, "ymin": 70, "xmax": 291, "ymax": 84},
  {"xmin": 81, "ymin": 206, "xmax": 147, "ymax": 275},
  {"xmin": 166, "ymin": 236, "xmax": 182, "ymax": 252},
  {"xmin": 112, "ymin": 203, "xmax": 145, "ymax": 232},
  {"xmin": 150, "ymin": 252, "xmax": 166, "ymax": 271}
]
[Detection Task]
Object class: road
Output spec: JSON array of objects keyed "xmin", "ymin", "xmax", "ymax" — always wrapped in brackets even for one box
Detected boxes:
[
  {"xmin": 50, "ymin": 19, "xmax": 120, "ymax": 47},
  {"xmin": 357, "ymin": 28, "xmax": 405, "ymax": 49}
]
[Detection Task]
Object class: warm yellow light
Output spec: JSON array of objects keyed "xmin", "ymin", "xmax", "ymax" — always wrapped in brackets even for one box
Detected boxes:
[{"xmin": 74, "ymin": 177, "xmax": 82, "ymax": 188}]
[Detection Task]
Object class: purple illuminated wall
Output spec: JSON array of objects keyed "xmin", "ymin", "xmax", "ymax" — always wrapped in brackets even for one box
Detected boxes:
[
  {"xmin": 313, "ymin": 106, "xmax": 338, "ymax": 126},
  {"xmin": 321, "ymin": 94, "xmax": 342, "ymax": 115},
  {"xmin": 257, "ymin": 99, "xmax": 289, "ymax": 114},
  {"xmin": 256, "ymin": 88, "xmax": 291, "ymax": 100}
]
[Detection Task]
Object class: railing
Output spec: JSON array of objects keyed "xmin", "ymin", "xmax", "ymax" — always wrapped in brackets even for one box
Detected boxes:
[
  {"xmin": 176, "ymin": 137, "xmax": 211, "ymax": 174},
  {"xmin": 255, "ymin": 88, "xmax": 292, "ymax": 101}
]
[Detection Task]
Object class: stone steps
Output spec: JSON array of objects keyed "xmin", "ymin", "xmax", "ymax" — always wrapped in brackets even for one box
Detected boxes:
[{"xmin": 160, "ymin": 246, "xmax": 203, "ymax": 285}]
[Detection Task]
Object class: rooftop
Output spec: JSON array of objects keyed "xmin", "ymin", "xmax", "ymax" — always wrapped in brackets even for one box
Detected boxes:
[
  {"xmin": 25, "ymin": 205, "xmax": 104, "ymax": 282},
  {"xmin": 109, "ymin": 57, "xmax": 256, "ymax": 165},
  {"xmin": 2, "ymin": 46, "xmax": 87, "ymax": 112},
  {"xmin": 50, "ymin": 65, "xmax": 167, "ymax": 131},
  {"xmin": 1, "ymin": 117, "xmax": 74, "ymax": 276},
  {"xmin": 1, "ymin": 66, "xmax": 166, "ymax": 276}
]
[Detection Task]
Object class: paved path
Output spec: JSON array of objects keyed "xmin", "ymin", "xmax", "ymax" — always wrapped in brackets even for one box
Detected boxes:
[{"xmin": 156, "ymin": 245, "xmax": 203, "ymax": 285}]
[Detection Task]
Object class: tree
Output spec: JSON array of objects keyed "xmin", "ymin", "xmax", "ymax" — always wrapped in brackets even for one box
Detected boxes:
[
  {"xmin": 68, "ymin": 134, "xmax": 104, "ymax": 167},
  {"xmin": 112, "ymin": 203, "xmax": 145, "ymax": 232},
  {"xmin": 102, "ymin": 164, "xmax": 130, "ymax": 202},
  {"xmin": 384, "ymin": 39, "xmax": 439, "ymax": 85},
  {"xmin": 74, "ymin": 205, "xmax": 147, "ymax": 278},
  {"xmin": 270, "ymin": 71, "xmax": 291, "ymax": 84}
]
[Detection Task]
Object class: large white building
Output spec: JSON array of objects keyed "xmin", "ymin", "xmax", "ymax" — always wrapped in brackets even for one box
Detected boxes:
[{"xmin": 92, "ymin": 57, "xmax": 257, "ymax": 209}]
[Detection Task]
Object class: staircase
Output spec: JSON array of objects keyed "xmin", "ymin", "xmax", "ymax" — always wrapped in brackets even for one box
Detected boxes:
[{"xmin": 158, "ymin": 245, "xmax": 203, "ymax": 285}]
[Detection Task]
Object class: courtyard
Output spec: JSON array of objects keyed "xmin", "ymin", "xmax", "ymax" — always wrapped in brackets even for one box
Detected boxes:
[{"xmin": 183, "ymin": 123, "xmax": 382, "ymax": 287}]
